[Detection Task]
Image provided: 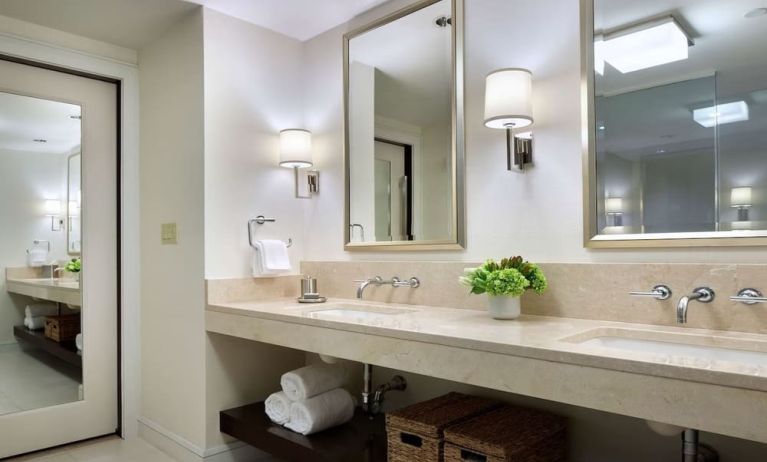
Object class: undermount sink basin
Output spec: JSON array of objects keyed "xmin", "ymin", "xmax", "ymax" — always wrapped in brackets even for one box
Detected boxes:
[
  {"xmin": 308, "ymin": 304, "xmax": 414, "ymax": 321},
  {"xmin": 562, "ymin": 327, "xmax": 767, "ymax": 368}
]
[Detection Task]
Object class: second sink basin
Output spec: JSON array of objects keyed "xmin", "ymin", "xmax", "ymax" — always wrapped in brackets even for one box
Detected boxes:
[
  {"xmin": 562, "ymin": 327, "xmax": 767, "ymax": 368},
  {"xmin": 308, "ymin": 303, "xmax": 414, "ymax": 321}
]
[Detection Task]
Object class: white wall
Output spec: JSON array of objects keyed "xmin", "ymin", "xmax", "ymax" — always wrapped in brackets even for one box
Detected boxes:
[
  {"xmin": 139, "ymin": 7, "xmax": 207, "ymax": 449},
  {"xmin": 203, "ymin": 9, "xmax": 305, "ymax": 280},
  {"xmin": 302, "ymin": 0, "xmax": 767, "ymax": 263},
  {"xmin": 0, "ymin": 149, "xmax": 68, "ymax": 344},
  {"xmin": 202, "ymin": 9, "xmax": 308, "ymax": 449}
]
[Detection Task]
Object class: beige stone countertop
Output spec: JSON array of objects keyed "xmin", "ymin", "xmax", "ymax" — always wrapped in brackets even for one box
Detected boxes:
[{"xmin": 206, "ymin": 298, "xmax": 767, "ymax": 393}]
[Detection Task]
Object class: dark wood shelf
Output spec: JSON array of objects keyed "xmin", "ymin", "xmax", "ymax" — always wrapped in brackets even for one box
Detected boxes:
[
  {"xmin": 220, "ymin": 401, "xmax": 387, "ymax": 462},
  {"xmin": 13, "ymin": 325, "xmax": 82, "ymax": 368}
]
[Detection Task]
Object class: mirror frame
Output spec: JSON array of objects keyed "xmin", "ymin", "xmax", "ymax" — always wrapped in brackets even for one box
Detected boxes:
[
  {"xmin": 343, "ymin": 0, "xmax": 466, "ymax": 251},
  {"xmin": 67, "ymin": 151, "xmax": 81, "ymax": 256},
  {"xmin": 580, "ymin": 0, "xmax": 767, "ymax": 248}
]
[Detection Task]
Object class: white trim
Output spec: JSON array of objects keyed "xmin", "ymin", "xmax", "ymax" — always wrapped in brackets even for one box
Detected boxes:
[
  {"xmin": 138, "ymin": 418, "xmax": 265, "ymax": 462},
  {"xmin": 138, "ymin": 417, "xmax": 206, "ymax": 457},
  {"xmin": 0, "ymin": 29, "xmax": 141, "ymax": 439}
]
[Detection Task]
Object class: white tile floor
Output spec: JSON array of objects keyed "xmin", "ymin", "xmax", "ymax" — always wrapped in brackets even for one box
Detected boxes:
[
  {"xmin": 7, "ymin": 436, "xmax": 178, "ymax": 462},
  {"xmin": 0, "ymin": 343, "xmax": 81, "ymax": 415}
]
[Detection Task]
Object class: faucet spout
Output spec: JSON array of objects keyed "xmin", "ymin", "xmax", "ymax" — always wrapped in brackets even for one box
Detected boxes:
[
  {"xmin": 676, "ymin": 288, "xmax": 714, "ymax": 324},
  {"xmin": 356, "ymin": 276, "xmax": 383, "ymax": 299}
]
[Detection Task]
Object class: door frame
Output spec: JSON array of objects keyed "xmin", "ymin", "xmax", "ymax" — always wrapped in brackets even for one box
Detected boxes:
[{"xmin": 0, "ymin": 31, "xmax": 140, "ymax": 439}]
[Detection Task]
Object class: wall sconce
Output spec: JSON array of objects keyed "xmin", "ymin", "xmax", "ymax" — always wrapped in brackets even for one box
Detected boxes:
[
  {"xmin": 44, "ymin": 200, "xmax": 63, "ymax": 231},
  {"xmin": 605, "ymin": 197, "xmax": 624, "ymax": 226},
  {"xmin": 484, "ymin": 68, "xmax": 534, "ymax": 172},
  {"xmin": 731, "ymin": 187, "xmax": 752, "ymax": 221},
  {"xmin": 279, "ymin": 129, "xmax": 319, "ymax": 199}
]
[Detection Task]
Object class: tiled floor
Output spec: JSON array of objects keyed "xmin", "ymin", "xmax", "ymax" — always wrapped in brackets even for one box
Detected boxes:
[
  {"xmin": 8, "ymin": 436, "xmax": 178, "ymax": 462},
  {"xmin": 0, "ymin": 343, "xmax": 81, "ymax": 415}
]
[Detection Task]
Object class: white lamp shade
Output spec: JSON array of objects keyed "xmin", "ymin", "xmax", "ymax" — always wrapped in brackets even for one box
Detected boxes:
[
  {"xmin": 605, "ymin": 197, "xmax": 623, "ymax": 214},
  {"xmin": 44, "ymin": 200, "xmax": 61, "ymax": 215},
  {"xmin": 484, "ymin": 68, "xmax": 533, "ymax": 129},
  {"xmin": 279, "ymin": 129, "xmax": 312, "ymax": 168},
  {"xmin": 731, "ymin": 187, "xmax": 752, "ymax": 207}
]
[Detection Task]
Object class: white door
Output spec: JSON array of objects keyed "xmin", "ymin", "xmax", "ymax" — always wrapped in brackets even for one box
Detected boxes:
[{"xmin": 0, "ymin": 58, "xmax": 118, "ymax": 457}]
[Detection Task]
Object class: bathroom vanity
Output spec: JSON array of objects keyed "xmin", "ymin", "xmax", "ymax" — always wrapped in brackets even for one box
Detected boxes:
[
  {"xmin": 5, "ymin": 268, "xmax": 82, "ymax": 367},
  {"xmin": 206, "ymin": 298, "xmax": 767, "ymax": 445}
]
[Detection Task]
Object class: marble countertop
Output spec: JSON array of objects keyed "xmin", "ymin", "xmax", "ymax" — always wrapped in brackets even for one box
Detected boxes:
[
  {"xmin": 7, "ymin": 278, "xmax": 80, "ymax": 291},
  {"xmin": 207, "ymin": 298, "xmax": 767, "ymax": 393}
]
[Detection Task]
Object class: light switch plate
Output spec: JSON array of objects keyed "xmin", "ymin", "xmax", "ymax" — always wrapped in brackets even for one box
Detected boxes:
[{"xmin": 161, "ymin": 223, "xmax": 178, "ymax": 245}]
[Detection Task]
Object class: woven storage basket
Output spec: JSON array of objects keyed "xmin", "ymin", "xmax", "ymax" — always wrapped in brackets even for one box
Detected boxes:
[
  {"xmin": 443, "ymin": 404, "xmax": 566, "ymax": 462},
  {"xmin": 44, "ymin": 314, "xmax": 80, "ymax": 342},
  {"xmin": 386, "ymin": 392, "xmax": 501, "ymax": 462}
]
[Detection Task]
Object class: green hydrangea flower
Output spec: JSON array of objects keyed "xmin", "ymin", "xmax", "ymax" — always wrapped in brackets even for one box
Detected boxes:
[
  {"xmin": 485, "ymin": 268, "xmax": 529, "ymax": 296},
  {"xmin": 459, "ymin": 257, "xmax": 547, "ymax": 296}
]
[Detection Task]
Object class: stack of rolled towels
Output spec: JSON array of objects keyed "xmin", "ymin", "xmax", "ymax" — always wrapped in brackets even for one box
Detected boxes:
[
  {"xmin": 265, "ymin": 363, "xmax": 355, "ymax": 436},
  {"xmin": 24, "ymin": 304, "xmax": 57, "ymax": 330}
]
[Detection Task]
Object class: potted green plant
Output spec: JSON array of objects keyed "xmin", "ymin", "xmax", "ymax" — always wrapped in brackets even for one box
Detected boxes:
[
  {"xmin": 460, "ymin": 256, "xmax": 547, "ymax": 319},
  {"xmin": 64, "ymin": 258, "xmax": 81, "ymax": 282}
]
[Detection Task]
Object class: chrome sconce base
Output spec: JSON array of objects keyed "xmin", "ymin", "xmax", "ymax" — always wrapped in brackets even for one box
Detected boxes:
[
  {"xmin": 505, "ymin": 127, "xmax": 534, "ymax": 172},
  {"xmin": 294, "ymin": 167, "xmax": 319, "ymax": 199}
]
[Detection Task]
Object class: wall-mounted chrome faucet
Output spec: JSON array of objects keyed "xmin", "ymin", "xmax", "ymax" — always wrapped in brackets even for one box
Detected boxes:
[
  {"xmin": 676, "ymin": 287, "xmax": 715, "ymax": 324},
  {"xmin": 355, "ymin": 276, "xmax": 420, "ymax": 299}
]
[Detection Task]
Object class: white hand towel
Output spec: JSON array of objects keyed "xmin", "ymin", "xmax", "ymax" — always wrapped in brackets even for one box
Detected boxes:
[
  {"xmin": 280, "ymin": 364, "xmax": 348, "ymax": 401},
  {"xmin": 25, "ymin": 304, "xmax": 57, "ymax": 318},
  {"xmin": 285, "ymin": 388, "xmax": 355, "ymax": 435},
  {"xmin": 25, "ymin": 316, "xmax": 46, "ymax": 330},
  {"xmin": 258, "ymin": 239, "xmax": 291, "ymax": 272},
  {"xmin": 265, "ymin": 391, "xmax": 292, "ymax": 425}
]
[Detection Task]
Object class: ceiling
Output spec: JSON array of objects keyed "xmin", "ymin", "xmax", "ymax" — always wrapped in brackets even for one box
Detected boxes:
[
  {"xmin": 0, "ymin": 0, "xmax": 390, "ymax": 49},
  {"xmin": 187, "ymin": 0, "xmax": 389, "ymax": 41},
  {"xmin": 594, "ymin": 0, "xmax": 767, "ymax": 159},
  {"xmin": 0, "ymin": 92, "xmax": 81, "ymax": 155}
]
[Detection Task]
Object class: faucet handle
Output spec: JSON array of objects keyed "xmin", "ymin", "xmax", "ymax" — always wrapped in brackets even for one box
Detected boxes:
[
  {"xmin": 629, "ymin": 285, "xmax": 672, "ymax": 300},
  {"xmin": 730, "ymin": 288, "xmax": 767, "ymax": 305}
]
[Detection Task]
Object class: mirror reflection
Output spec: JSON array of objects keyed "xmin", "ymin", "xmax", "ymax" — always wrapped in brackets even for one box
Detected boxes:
[
  {"xmin": 0, "ymin": 91, "xmax": 83, "ymax": 415},
  {"xmin": 593, "ymin": 0, "xmax": 767, "ymax": 237},
  {"xmin": 346, "ymin": 0, "xmax": 459, "ymax": 246}
]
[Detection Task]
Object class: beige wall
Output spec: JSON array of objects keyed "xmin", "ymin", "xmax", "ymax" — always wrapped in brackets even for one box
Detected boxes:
[{"xmin": 139, "ymin": 7, "xmax": 207, "ymax": 448}]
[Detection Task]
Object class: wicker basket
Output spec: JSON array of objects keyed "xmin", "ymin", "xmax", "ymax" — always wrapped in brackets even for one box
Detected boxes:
[
  {"xmin": 443, "ymin": 404, "xmax": 566, "ymax": 462},
  {"xmin": 386, "ymin": 392, "xmax": 501, "ymax": 462},
  {"xmin": 44, "ymin": 314, "xmax": 81, "ymax": 342}
]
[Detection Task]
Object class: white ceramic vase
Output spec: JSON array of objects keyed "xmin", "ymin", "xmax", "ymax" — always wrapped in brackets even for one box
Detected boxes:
[{"xmin": 487, "ymin": 295, "xmax": 521, "ymax": 320}]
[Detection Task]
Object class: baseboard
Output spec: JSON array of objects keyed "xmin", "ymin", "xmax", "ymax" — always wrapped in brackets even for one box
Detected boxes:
[{"xmin": 138, "ymin": 417, "xmax": 275, "ymax": 462}]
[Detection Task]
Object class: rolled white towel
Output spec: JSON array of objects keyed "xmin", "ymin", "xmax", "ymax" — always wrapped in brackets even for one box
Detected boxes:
[
  {"xmin": 265, "ymin": 391, "xmax": 292, "ymax": 425},
  {"xmin": 285, "ymin": 388, "xmax": 355, "ymax": 435},
  {"xmin": 25, "ymin": 304, "xmax": 57, "ymax": 318},
  {"xmin": 25, "ymin": 316, "xmax": 46, "ymax": 330},
  {"xmin": 280, "ymin": 364, "xmax": 348, "ymax": 401}
]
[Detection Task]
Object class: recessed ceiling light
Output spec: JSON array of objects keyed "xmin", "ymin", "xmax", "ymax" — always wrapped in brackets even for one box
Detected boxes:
[
  {"xmin": 693, "ymin": 101, "xmax": 749, "ymax": 128},
  {"xmin": 33, "ymin": 139, "xmax": 47, "ymax": 143},
  {"xmin": 745, "ymin": 8, "xmax": 767, "ymax": 18},
  {"xmin": 603, "ymin": 17, "xmax": 691, "ymax": 73}
]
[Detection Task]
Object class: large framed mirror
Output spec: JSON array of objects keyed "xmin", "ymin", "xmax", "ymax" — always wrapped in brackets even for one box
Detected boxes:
[
  {"xmin": 344, "ymin": 0, "xmax": 465, "ymax": 251},
  {"xmin": 581, "ymin": 0, "xmax": 767, "ymax": 247}
]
